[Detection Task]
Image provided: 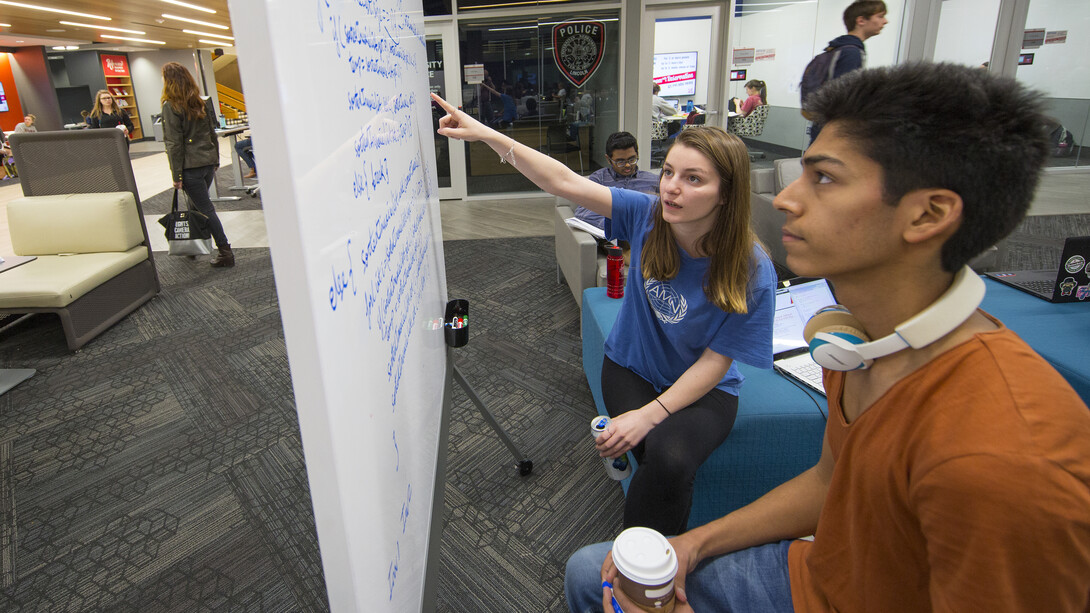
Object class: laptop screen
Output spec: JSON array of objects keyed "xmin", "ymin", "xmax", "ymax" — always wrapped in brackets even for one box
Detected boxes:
[{"xmin": 772, "ymin": 279, "xmax": 837, "ymax": 356}]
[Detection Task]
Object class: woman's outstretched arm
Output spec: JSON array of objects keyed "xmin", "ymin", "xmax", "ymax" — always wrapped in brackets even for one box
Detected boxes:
[{"xmin": 431, "ymin": 93, "xmax": 612, "ymax": 218}]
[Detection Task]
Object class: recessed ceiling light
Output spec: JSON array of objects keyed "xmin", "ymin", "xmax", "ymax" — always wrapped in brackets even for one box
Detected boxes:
[
  {"xmin": 198, "ymin": 39, "xmax": 232, "ymax": 46},
  {"xmin": 161, "ymin": 13, "xmax": 228, "ymax": 29},
  {"xmin": 46, "ymin": 28, "xmax": 65, "ymax": 32},
  {"xmin": 101, "ymin": 34, "xmax": 166, "ymax": 45},
  {"xmin": 162, "ymin": 0, "xmax": 216, "ymax": 14},
  {"xmin": 0, "ymin": 1, "xmax": 111, "ymax": 21},
  {"xmin": 60, "ymin": 21, "xmax": 146, "ymax": 35},
  {"xmin": 183, "ymin": 29, "xmax": 233, "ymax": 40},
  {"xmin": 0, "ymin": 23, "xmax": 11, "ymax": 27}
]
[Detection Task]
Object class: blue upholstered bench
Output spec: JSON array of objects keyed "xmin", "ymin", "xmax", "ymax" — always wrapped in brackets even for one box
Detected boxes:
[{"xmin": 581, "ymin": 287, "xmax": 827, "ymax": 529}]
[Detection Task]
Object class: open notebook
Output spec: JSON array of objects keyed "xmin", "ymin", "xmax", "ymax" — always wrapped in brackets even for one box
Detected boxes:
[{"xmin": 771, "ymin": 278, "xmax": 838, "ymax": 395}]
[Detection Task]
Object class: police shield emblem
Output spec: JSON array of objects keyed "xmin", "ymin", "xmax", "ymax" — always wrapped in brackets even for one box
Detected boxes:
[{"xmin": 552, "ymin": 20, "xmax": 606, "ymax": 88}]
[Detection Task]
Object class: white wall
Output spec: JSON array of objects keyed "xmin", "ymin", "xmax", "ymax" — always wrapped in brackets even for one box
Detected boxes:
[
  {"xmin": 129, "ymin": 50, "xmax": 202, "ymax": 136},
  {"xmin": 654, "ymin": 16, "xmax": 713, "ymax": 105},
  {"xmin": 933, "ymin": 0, "xmax": 1001, "ymax": 67},
  {"xmin": 1015, "ymin": 0, "xmax": 1090, "ymax": 99}
]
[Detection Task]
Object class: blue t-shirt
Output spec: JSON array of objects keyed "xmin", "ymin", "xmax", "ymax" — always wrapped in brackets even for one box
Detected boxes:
[{"xmin": 605, "ymin": 187, "xmax": 776, "ymax": 395}]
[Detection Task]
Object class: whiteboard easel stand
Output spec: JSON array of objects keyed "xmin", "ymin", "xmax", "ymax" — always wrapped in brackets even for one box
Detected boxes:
[
  {"xmin": 445, "ymin": 299, "xmax": 533, "ymax": 476},
  {"xmin": 452, "ymin": 365, "xmax": 533, "ymax": 476}
]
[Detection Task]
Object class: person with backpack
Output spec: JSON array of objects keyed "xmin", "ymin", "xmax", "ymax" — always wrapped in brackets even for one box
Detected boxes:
[{"xmin": 801, "ymin": 0, "xmax": 888, "ymax": 142}]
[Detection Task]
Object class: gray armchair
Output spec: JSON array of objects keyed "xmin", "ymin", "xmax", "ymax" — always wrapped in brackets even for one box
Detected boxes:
[{"xmin": 554, "ymin": 197, "xmax": 603, "ymax": 307}]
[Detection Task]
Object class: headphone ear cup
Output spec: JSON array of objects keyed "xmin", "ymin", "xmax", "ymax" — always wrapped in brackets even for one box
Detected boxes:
[{"xmin": 803, "ymin": 307, "xmax": 870, "ymax": 345}]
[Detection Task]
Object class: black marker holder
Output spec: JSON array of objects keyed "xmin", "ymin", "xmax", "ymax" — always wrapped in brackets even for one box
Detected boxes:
[
  {"xmin": 446, "ymin": 298, "xmax": 533, "ymax": 476},
  {"xmin": 444, "ymin": 298, "xmax": 469, "ymax": 348}
]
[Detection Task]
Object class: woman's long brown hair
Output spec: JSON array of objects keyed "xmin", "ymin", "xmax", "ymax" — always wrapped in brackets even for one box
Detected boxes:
[
  {"xmin": 89, "ymin": 89, "xmax": 120, "ymax": 119},
  {"xmin": 160, "ymin": 62, "xmax": 206, "ymax": 121},
  {"xmin": 641, "ymin": 127, "xmax": 761, "ymax": 314}
]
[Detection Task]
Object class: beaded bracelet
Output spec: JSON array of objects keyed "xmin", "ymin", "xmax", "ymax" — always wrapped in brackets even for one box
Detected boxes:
[{"xmin": 498, "ymin": 141, "xmax": 517, "ymax": 168}]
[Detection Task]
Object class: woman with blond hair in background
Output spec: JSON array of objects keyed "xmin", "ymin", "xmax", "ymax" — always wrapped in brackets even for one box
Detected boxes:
[
  {"xmin": 87, "ymin": 90, "xmax": 134, "ymax": 138},
  {"xmin": 160, "ymin": 61, "xmax": 234, "ymax": 267}
]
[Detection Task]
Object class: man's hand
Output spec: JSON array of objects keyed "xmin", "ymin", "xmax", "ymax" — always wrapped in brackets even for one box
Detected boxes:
[{"xmin": 601, "ymin": 543, "xmax": 699, "ymax": 612}]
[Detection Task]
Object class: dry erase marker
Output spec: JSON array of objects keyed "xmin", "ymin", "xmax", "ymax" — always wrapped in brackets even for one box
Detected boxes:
[{"xmin": 602, "ymin": 581, "xmax": 624, "ymax": 613}]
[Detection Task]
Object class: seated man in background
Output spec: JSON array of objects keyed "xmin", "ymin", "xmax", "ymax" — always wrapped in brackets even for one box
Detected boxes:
[
  {"xmin": 566, "ymin": 62, "xmax": 1090, "ymax": 613},
  {"xmin": 14, "ymin": 114, "xmax": 38, "ymax": 133},
  {"xmin": 573, "ymin": 131, "xmax": 659, "ymax": 232},
  {"xmin": 235, "ymin": 136, "xmax": 257, "ymax": 179}
]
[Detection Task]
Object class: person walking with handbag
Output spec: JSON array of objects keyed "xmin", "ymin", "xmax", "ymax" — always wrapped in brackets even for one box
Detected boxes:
[{"xmin": 160, "ymin": 62, "xmax": 234, "ymax": 268}]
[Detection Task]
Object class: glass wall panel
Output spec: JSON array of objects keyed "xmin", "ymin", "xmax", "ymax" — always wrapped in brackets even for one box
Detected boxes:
[
  {"xmin": 427, "ymin": 38, "xmax": 452, "ymax": 188},
  {"xmin": 932, "ymin": 0, "xmax": 1001, "ymax": 68},
  {"xmin": 727, "ymin": 0, "xmax": 906, "ymax": 154},
  {"xmin": 1015, "ymin": 0, "xmax": 1088, "ymax": 168},
  {"xmin": 424, "ymin": 0, "xmax": 452, "ymax": 17},
  {"xmin": 459, "ymin": 13, "xmax": 619, "ymax": 194}
]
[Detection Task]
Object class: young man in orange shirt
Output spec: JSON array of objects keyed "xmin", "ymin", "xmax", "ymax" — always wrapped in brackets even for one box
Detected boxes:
[{"xmin": 565, "ymin": 62, "xmax": 1090, "ymax": 612}]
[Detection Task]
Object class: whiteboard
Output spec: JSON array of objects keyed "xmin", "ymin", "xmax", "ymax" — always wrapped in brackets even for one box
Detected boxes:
[{"xmin": 229, "ymin": 0, "xmax": 448, "ymax": 610}]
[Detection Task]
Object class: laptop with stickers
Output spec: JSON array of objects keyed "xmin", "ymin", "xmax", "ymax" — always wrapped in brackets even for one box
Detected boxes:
[
  {"xmin": 771, "ymin": 277, "xmax": 838, "ymax": 396},
  {"xmin": 984, "ymin": 236, "xmax": 1090, "ymax": 303}
]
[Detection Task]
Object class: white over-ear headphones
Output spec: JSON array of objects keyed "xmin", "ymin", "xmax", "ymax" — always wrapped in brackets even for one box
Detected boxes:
[{"xmin": 803, "ymin": 266, "xmax": 985, "ymax": 371}]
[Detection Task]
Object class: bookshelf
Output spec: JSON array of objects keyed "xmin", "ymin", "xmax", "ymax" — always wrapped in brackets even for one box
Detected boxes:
[{"xmin": 100, "ymin": 54, "xmax": 143, "ymax": 140}]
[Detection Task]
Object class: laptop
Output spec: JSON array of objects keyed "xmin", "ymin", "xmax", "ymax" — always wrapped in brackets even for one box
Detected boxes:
[
  {"xmin": 985, "ymin": 236, "xmax": 1090, "ymax": 303},
  {"xmin": 771, "ymin": 278, "xmax": 838, "ymax": 395}
]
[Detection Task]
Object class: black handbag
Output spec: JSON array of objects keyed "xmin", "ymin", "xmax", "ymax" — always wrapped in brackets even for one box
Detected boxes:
[{"xmin": 158, "ymin": 189, "xmax": 213, "ymax": 256}]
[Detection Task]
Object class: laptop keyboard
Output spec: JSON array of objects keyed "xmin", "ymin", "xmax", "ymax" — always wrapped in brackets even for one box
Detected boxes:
[
  {"xmin": 775, "ymin": 353, "xmax": 826, "ymax": 395},
  {"xmin": 1016, "ymin": 279, "xmax": 1056, "ymax": 295}
]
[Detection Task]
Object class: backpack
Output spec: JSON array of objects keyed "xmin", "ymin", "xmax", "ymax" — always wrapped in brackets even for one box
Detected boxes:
[
  {"xmin": 799, "ymin": 46, "xmax": 842, "ymax": 119},
  {"xmin": 1048, "ymin": 123, "xmax": 1075, "ymax": 157}
]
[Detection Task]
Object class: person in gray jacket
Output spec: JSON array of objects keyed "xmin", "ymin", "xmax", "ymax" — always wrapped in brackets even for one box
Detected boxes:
[{"xmin": 161, "ymin": 61, "xmax": 234, "ymax": 267}]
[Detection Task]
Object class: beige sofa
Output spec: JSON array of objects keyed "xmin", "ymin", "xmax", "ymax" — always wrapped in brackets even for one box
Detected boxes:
[{"xmin": 0, "ymin": 192, "xmax": 158, "ymax": 350}]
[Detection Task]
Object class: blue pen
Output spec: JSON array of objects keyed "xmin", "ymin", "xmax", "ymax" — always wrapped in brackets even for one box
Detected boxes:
[{"xmin": 602, "ymin": 580, "xmax": 624, "ymax": 613}]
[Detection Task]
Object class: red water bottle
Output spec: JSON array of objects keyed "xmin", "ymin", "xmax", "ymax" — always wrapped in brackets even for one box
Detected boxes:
[{"xmin": 606, "ymin": 245, "xmax": 624, "ymax": 299}]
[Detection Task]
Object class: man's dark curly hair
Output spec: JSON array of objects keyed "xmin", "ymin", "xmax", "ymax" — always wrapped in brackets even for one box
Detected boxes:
[{"xmin": 804, "ymin": 62, "xmax": 1051, "ymax": 272}]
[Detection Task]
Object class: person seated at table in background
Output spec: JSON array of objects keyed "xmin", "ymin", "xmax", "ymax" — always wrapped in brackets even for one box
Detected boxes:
[
  {"xmin": 14, "ymin": 114, "xmax": 38, "ymax": 133},
  {"xmin": 88, "ymin": 89, "xmax": 134, "ymax": 141},
  {"xmin": 730, "ymin": 79, "xmax": 767, "ymax": 117},
  {"xmin": 432, "ymin": 92, "xmax": 777, "ymax": 540},
  {"xmin": 574, "ymin": 131, "xmax": 659, "ymax": 232},
  {"xmin": 0, "ymin": 131, "xmax": 15, "ymax": 179},
  {"xmin": 482, "ymin": 82, "xmax": 518, "ymax": 128},
  {"xmin": 565, "ymin": 62, "xmax": 1090, "ymax": 613},
  {"xmin": 235, "ymin": 136, "xmax": 257, "ymax": 179}
]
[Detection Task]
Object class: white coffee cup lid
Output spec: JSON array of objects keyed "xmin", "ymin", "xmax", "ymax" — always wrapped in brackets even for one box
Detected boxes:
[{"xmin": 611, "ymin": 527, "xmax": 678, "ymax": 585}]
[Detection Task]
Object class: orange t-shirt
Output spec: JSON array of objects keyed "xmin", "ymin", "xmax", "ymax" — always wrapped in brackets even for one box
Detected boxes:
[{"xmin": 788, "ymin": 319, "xmax": 1090, "ymax": 612}]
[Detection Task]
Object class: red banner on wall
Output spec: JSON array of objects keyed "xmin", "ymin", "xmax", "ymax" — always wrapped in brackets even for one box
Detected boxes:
[{"xmin": 101, "ymin": 54, "xmax": 130, "ymax": 76}]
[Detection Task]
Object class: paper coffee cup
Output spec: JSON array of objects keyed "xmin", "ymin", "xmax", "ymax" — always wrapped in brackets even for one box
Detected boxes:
[{"xmin": 611, "ymin": 527, "xmax": 678, "ymax": 612}]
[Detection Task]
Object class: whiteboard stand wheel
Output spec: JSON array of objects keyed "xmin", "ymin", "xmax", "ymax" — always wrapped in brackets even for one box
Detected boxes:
[{"xmin": 518, "ymin": 460, "xmax": 533, "ymax": 476}]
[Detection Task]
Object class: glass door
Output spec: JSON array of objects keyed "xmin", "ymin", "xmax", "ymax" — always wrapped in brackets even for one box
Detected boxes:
[
  {"xmin": 639, "ymin": 4, "xmax": 725, "ymax": 166},
  {"xmin": 426, "ymin": 22, "xmax": 466, "ymax": 198}
]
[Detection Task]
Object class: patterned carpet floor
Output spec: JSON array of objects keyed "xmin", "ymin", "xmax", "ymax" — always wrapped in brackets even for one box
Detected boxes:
[{"xmin": 0, "ymin": 232, "xmax": 622, "ymax": 612}]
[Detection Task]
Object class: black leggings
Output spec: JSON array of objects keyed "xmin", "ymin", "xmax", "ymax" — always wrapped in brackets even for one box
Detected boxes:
[
  {"xmin": 602, "ymin": 356, "xmax": 739, "ymax": 536},
  {"xmin": 181, "ymin": 165, "xmax": 229, "ymax": 249}
]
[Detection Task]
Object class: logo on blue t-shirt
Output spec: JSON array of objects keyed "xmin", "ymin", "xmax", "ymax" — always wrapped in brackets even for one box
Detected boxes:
[{"xmin": 645, "ymin": 278, "xmax": 687, "ymax": 324}]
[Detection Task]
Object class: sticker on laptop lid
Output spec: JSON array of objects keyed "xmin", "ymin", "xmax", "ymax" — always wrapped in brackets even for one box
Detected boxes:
[
  {"xmin": 1060, "ymin": 277, "xmax": 1077, "ymax": 296},
  {"xmin": 1077, "ymin": 285, "xmax": 1090, "ymax": 301},
  {"xmin": 1064, "ymin": 254, "xmax": 1085, "ymax": 274}
]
